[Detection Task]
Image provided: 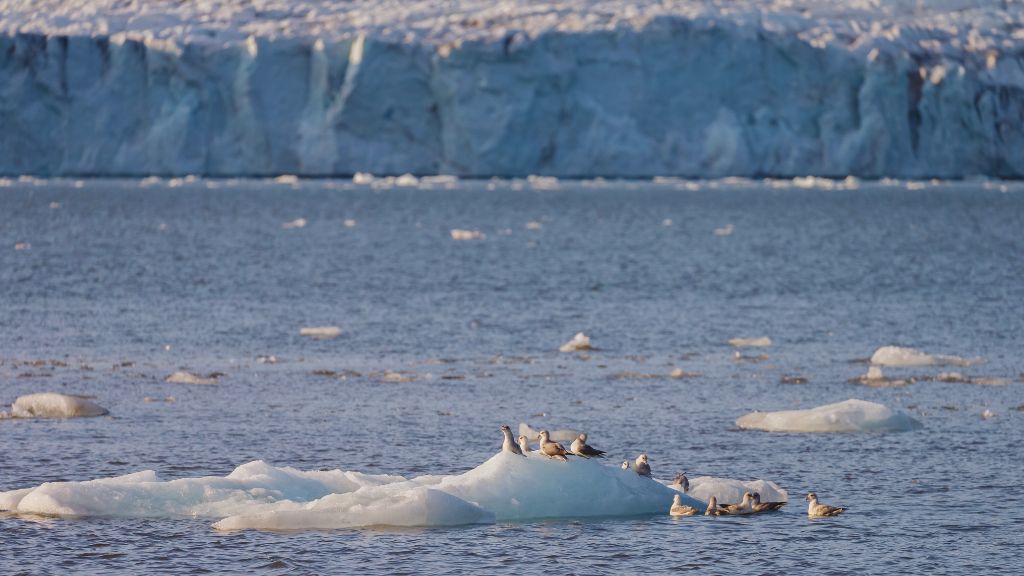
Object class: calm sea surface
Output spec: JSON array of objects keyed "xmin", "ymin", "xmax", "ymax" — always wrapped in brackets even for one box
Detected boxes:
[{"xmin": 1, "ymin": 178, "xmax": 1022, "ymax": 574}]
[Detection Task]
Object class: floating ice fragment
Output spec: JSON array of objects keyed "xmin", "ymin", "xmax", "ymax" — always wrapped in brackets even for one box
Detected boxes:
[
  {"xmin": 395, "ymin": 173, "xmax": 419, "ymax": 187},
  {"xmin": 282, "ymin": 218, "xmax": 307, "ymax": 229},
  {"xmin": 662, "ymin": 218, "xmax": 673, "ymax": 226},
  {"xmin": 256, "ymin": 355, "xmax": 278, "ymax": 364},
  {"xmin": 343, "ymin": 219, "xmax": 357, "ymax": 228},
  {"xmin": 870, "ymin": 346, "xmax": 979, "ymax": 367},
  {"xmin": 352, "ymin": 172, "xmax": 375, "ymax": 184},
  {"xmin": 49, "ymin": 202, "xmax": 61, "ymax": 209},
  {"xmin": 525, "ymin": 221, "xmax": 543, "ymax": 230},
  {"xmin": 728, "ymin": 337, "xmax": 772, "ymax": 348},
  {"xmin": 981, "ymin": 409, "xmax": 995, "ymax": 419},
  {"xmin": 14, "ymin": 242, "xmax": 31, "ymax": 250},
  {"xmin": 559, "ymin": 332, "xmax": 591, "ymax": 352},
  {"xmin": 144, "ymin": 396, "xmax": 176, "ymax": 403},
  {"xmin": 526, "ymin": 175, "xmax": 559, "ymax": 189},
  {"xmin": 736, "ymin": 399, "xmax": 922, "ymax": 433},
  {"xmin": 852, "ymin": 366, "xmax": 912, "ymax": 387},
  {"xmin": 713, "ymin": 224, "xmax": 735, "ymax": 236},
  {"xmin": 165, "ymin": 371, "xmax": 219, "ymax": 385},
  {"xmin": 274, "ymin": 175, "xmax": 299, "ymax": 184},
  {"xmin": 450, "ymin": 229, "xmax": 485, "ymax": 240},
  {"xmin": 299, "ymin": 326, "xmax": 342, "ymax": 339},
  {"xmin": 7, "ymin": 393, "xmax": 109, "ymax": 418}
]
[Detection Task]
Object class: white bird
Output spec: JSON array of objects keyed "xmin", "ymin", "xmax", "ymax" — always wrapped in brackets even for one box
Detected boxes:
[
  {"xmin": 518, "ymin": 434, "xmax": 531, "ymax": 454},
  {"xmin": 717, "ymin": 492, "xmax": 755, "ymax": 515},
  {"xmin": 538, "ymin": 430, "xmax": 571, "ymax": 461},
  {"xmin": 500, "ymin": 424, "xmax": 523, "ymax": 456},
  {"xmin": 806, "ymin": 492, "xmax": 846, "ymax": 518},
  {"xmin": 634, "ymin": 454, "xmax": 651, "ymax": 477},
  {"xmin": 669, "ymin": 494, "xmax": 699, "ymax": 516},
  {"xmin": 570, "ymin": 433, "xmax": 605, "ymax": 458},
  {"xmin": 672, "ymin": 471, "xmax": 689, "ymax": 492},
  {"xmin": 705, "ymin": 496, "xmax": 721, "ymax": 516}
]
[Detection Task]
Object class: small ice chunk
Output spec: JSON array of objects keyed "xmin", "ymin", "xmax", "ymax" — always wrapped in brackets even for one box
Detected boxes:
[
  {"xmin": 274, "ymin": 175, "xmax": 299, "ymax": 184},
  {"xmin": 395, "ymin": 173, "xmax": 419, "ymax": 187},
  {"xmin": 670, "ymin": 368, "xmax": 701, "ymax": 379},
  {"xmin": 352, "ymin": 172, "xmax": 375, "ymax": 185},
  {"xmin": 713, "ymin": 224, "xmax": 735, "ymax": 236},
  {"xmin": 981, "ymin": 409, "xmax": 995, "ymax": 419},
  {"xmin": 736, "ymin": 399, "xmax": 922, "ymax": 433},
  {"xmin": 559, "ymin": 332, "xmax": 591, "ymax": 352},
  {"xmin": 525, "ymin": 221, "xmax": 543, "ymax": 230},
  {"xmin": 343, "ymin": 219, "xmax": 357, "ymax": 228},
  {"xmin": 49, "ymin": 202, "xmax": 61, "ymax": 209},
  {"xmin": 728, "ymin": 337, "xmax": 772, "ymax": 348},
  {"xmin": 9, "ymin": 393, "xmax": 109, "ymax": 418},
  {"xmin": 144, "ymin": 396, "xmax": 176, "ymax": 403},
  {"xmin": 299, "ymin": 326, "xmax": 343, "ymax": 339},
  {"xmin": 282, "ymin": 218, "xmax": 307, "ymax": 229},
  {"xmin": 870, "ymin": 346, "xmax": 979, "ymax": 367},
  {"xmin": 526, "ymin": 175, "xmax": 559, "ymax": 189},
  {"xmin": 14, "ymin": 242, "xmax": 31, "ymax": 250},
  {"xmin": 256, "ymin": 355, "xmax": 278, "ymax": 364},
  {"xmin": 662, "ymin": 218, "xmax": 673, "ymax": 226},
  {"xmin": 450, "ymin": 229, "xmax": 485, "ymax": 241},
  {"xmin": 165, "ymin": 371, "xmax": 219, "ymax": 385}
]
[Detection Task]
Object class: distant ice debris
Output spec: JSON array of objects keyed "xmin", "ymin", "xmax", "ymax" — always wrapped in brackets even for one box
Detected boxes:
[
  {"xmin": 736, "ymin": 399, "xmax": 922, "ymax": 433},
  {"xmin": 352, "ymin": 172, "xmax": 375, "ymax": 185},
  {"xmin": 256, "ymin": 355, "xmax": 278, "ymax": 364},
  {"xmin": 450, "ymin": 229, "xmax": 486, "ymax": 241},
  {"xmin": 526, "ymin": 176, "xmax": 559, "ymax": 190},
  {"xmin": 343, "ymin": 219, "xmax": 357, "ymax": 228},
  {"xmin": 282, "ymin": 218, "xmax": 307, "ymax": 229},
  {"xmin": 4, "ymin": 393, "xmax": 108, "ymax": 419},
  {"xmin": 49, "ymin": 201, "xmax": 61, "ymax": 209},
  {"xmin": 395, "ymin": 173, "xmax": 419, "ymax": 187},
  {"xmin": 526, "ymin": 221, "xmax": 543, "ymax": 230},
  {"xmin": 662, "ymin": 219, "xmax": 673, "ymax": 226},
  {"xmin": 165, "ymin": 371, "xmax": 219, "ymax": 385},
  {"xmin": 559, "ymin": 332, "xmax": 591, "ymax": 353},
  {"xmin": 852, "ymin": 366, "xmax": 912, "ymax": 387},
  {"xmin": 14, "ymin": 242, "xmax": 30, "ymax": 250},
  {"xmin": 518, "ymin": 423, "xmax": 580, "ymax": 445},
  {"xmin": 870, "ymin": 346, "xmax": 979, "ymax": 367},
  {"xmin": 299, "ymin": 326, "xmax": 343, "ymax": 339},
  {"xmin": 728, "ymin": 337, "xmax": 772, "ymax": 348},
  {"xmin": 713, "ymin": 224, "xmax": 735, "ymax": 237},
  {"xmin": 274, "ymin": 175, "xmax": 299, "ymax": 185},
  {"xmin": 670, "ymin": 368, "xmax": 702, "ymax": 379},
  {"xmin": 981, "ymin": 409, "xmax": 995, "ymax": 420}
]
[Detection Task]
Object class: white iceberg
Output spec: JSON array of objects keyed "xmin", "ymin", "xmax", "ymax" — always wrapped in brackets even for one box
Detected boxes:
[
  {"xmin": 165, "ymin": 371, "xmax": 218, "ymax": 385},
  {"xmin": 870, "ymin": 346, "xmax": 979, "ymax": 367},
  {"xmin": 4, "ymin": 393, "xmax": 108, "ymax": 419},
  {"xmin": 728, "ymin": 337, "xmax": 772, "ymax": 348},
  {"xmin": 559, "ymin": 332, "xmax": 591, "ymax": 352},
  {"xmin": 299, "ymin": 326, "xmax": 342, "ymax": 339},
  {"xmin": 0, "ymin": 454, "xmax": 714, "ymax": 531},
  {"xmin": 736, "ymin": 399, "xmax": 922, "ymax": 433}
]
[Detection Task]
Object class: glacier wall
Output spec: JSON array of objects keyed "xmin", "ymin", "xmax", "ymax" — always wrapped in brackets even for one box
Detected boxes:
[{"xmin": 1, "ymin": 16, "xmax": 1022, "ymax": 178}]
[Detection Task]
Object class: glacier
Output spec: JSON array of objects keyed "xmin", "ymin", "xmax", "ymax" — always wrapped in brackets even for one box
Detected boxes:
[{"xmin": 1, "ymin": 1, "xmax": 1022, "ymax": 178}]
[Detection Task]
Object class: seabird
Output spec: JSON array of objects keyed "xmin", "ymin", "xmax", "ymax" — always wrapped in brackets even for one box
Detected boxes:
[
  {"xmin": 570, "ymin": 433, "xmax": 605, "ymax": 458},
  {"xmin": 669, "ymin": 494, "xmax": 699, "ymax": 516},
  {"xmin": 621, "ymin": 460, "xmax": 630, "ymax": 470},
  {"xmin": 717, "ymin": 492, "xmax": 755, "ymax": 515},
  {"xmin": 705, "ymin": 496, "xmax": 721, "ymax": 516},
  {"xmin": 672, "ymin": 471, "xmax": 690, "ymax": 492},
  {"xmin": 500, "ymin": 424, "xmax": 523, "ymax": 456},
  {"xmin": 751, "ymin": 492, "xmax": 786, "ymax": 513},
  {"xmin": 806, "ymin": 492, "xmax": 846, "ymax": 517},
  {"xmin": 538, "ymin": 430, "xmax": 571, "ymax": 461},
  {"xmin": 634, "ymin": 454, "xmax": 652, "ymax": 477},
  {"xmin": 518, "ymin": 434, "xmax": 531, "ymax": 454}
]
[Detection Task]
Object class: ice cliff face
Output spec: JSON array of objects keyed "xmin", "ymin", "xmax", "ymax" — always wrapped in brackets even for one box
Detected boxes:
[{"xmin": 1, "ymin": 1, "xmax": 1022, "ymax": 178}]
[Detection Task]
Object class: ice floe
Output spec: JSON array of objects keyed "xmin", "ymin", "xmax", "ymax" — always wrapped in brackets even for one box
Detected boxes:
[
  {"xmin": 728, "ymin": 337, "xmax": 772, "ymax": 348},
  {"xmin": 450, "ymin": 229, "xmax": 486, "ymax": 241},
  {"xmin": 870, "ymin": 346, "xmax": 979, "ymax": 367},
  {"xmin": 2, "ymin": 393, "xmax": 108, "ymax": 419},
  {"xmin": 683, "ymin": 477, "xmax": 787, "ymax": 506},
  {"xmin": 299, "ymin": 326, "xmax": 343, "ymax": 339},
  {"xmin": 282, "ymin": 218, "xmax": 307, "ymax": 229},
  {"xmin": 559, "ymin": 332, "xmax": 591, "ymax": 352},
  {"xmin": 736, "ymin": 399, "xmax": 922, "ymax": 433},
  {"xmin": 165, "ymin": 371, "xmax": 219, "ymax": 385}
]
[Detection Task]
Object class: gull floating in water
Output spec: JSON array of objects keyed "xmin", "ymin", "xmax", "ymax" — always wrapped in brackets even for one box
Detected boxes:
[
  {"xmin": 570, "ymin": 433, "xmax": 605, "ymax": 458},
  {"xmin": 518, "ymin": 435, "xmax": 531, "ymax": 454},
  {"xmin": 672, "ymin": 471, "xmax": 689, "ymax": 492},
  {"xmin": 705, "ymin": 496, "xmax": 721, "ymax": 516},
  {"xmin": 806, "ymin": 492, "xmax": 846, "ymax": 517},
  {"xmin": 500, "ymin": 424, "xmax": 523, "ymax": 456},
  {"xmin": 751, "ymin": 492, "xmax": 787, "ymax": 513},
  {"xmin": 717, "ymin": 492, "xmax": 755, "ymax": 515},
  {"xmin": 634, "ymin": 454, "xmax": 651, "ymax": 477},
  {"xmin": 538, "ymin": 430, "xmax": 571, "ymax": 461},
  {"xmin": 669, "ymin": 494, "xmax": 699, "ymax": 516}
]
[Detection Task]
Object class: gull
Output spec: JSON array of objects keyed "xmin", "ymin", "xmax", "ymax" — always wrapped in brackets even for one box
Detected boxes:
[
  {"xmin": 669, "ymin": 494, "xmax": 699, "ymax": 516},
  {"xmin": 500, "ymin": 424, "xmax": 523, "ymax": 456},
  {"xmin": 518, "ymin": 435, "xmax": 531, "ymax": 454},
  {"xmin": 671, "ymin": 471, "xmax": 689, "ymax": 492},
  {"xmin": 538, "ymin": 430, "xmax": 571, "ymax": 461},
  {"xmin": 705, "ymin": 496, "xmax": 721, "ymax": 516},
  {"xmin": 806, "ymin": 492, "xmax": 846, "ymax": 518},
  {"xmin": 634, "ymin": 454, "xmax": 651, "ymax": 477},
  {"xmin": 570, "ymin": 433, "xmax": 605, "ymax": 458},
  {"xmin": 717, "ymin": 492, "xmax": 754, "ymax": 515},
  {"xmin": 751, "ymin": 492, "xmax": 786, "ymax": 513}
]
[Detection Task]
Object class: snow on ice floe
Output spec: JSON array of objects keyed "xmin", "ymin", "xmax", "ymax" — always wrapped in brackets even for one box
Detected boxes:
[
  {"xmin": 2, "ymin": 393, "xmax": 108, "ymax": 419},
  {"xmin": 299, "ymin": 326, "xmax": 343, "ymax": 339},
  {"xmin": 559, "ymin": 332, "xmax": 591, "ymax": 353},
  {"xmin": 736, "ymin": 399, "xmax": 922, "ymax": 433},
  {"xmin": 0, "ymin": 454, "xmax": 721, "ymax": 530},
  {"xmin": 870, "ymin": 346, "xmax": 980, "ymax": 367},
  {"xmin": 728, "ymin": 337, "xmax": 772, "ymax": 348}
]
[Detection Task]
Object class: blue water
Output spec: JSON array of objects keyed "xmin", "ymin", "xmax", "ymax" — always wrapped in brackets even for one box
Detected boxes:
[{"xmin": 1, "ymin": 177, "xmax": 1023, "ymax": 574}]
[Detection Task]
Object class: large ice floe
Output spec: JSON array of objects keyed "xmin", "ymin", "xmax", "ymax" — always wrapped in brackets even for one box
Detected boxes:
[
  {"xmin": 1, "ymin": 393, "xmax": 109, "ymax": 419},
  {"xmin": 1, "ymin": 1, "xmax": 1022, "ymax": 178},
  {"xmin": 0, "ymin": 453, "xmax": 764, "ymax": 530},
  {"xmin": 870, "ymin": 346, "xmax": 980, "ymax": 367},
  {"xmin": 736, "ymin": 399, "xmax": 922, "ymax": 433}
]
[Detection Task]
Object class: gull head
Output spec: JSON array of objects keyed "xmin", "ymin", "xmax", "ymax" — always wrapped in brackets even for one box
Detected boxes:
[
  {"xmin": 751, "ymin": 492, "xmax": 761, "ymax": 504},
  {"xmin": 500, "ymin": 424, "xmax": 510, "ymax": 432},
  {"xmin": 578, "ymin": 433, "xmax": 588, "ymax": 442},
  {"xmin": 636, "ymin": 454, "xmax": 649, "ymax": 465},
  {"xmin": 538, "ymin": 430, "xmax": 549, "ymax": 441},
  {"xmin": 805, "ymin": 492, "xmax": 817, "ymax": 502}
]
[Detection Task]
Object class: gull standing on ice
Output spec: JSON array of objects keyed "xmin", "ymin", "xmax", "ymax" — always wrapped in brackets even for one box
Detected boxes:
[
  {"xmin": 705, "ymin": 496, "xmax": 721, "ymax": 516},
  {"xmin": 538, "ymin": 430, "xmax": 571, "ymax": 461},
  {"xmin": 717, "ymin": 492, "xmax": 755, "ymax": 515},
  {"xmin": 500, "ymin": 424, "xmax": 523, "ymax": 456},
  {"xmin": 669, "ymin": 494, "xmax": 699, "ymax": 516},
  {"xmin": 806, "ymin": 492, "xmax": 846, "ymax": 517},
  {"xmin": 751, "ymin": 492, "xmax": 787, "ymax": 513},
  {"xmin": 634, "ymin": 454, "xmax": 652, "ymax": 477},
  {"xmin": 518, "ymin": 434, "xmax": 531, "ymax": 454},
  {"xmin": 672, "ymin": 471, "xmax": 690, "ymax": 492},
  {"xmin": 570, "ymin": 433, "xmax": 606, "ymax": 458}
]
